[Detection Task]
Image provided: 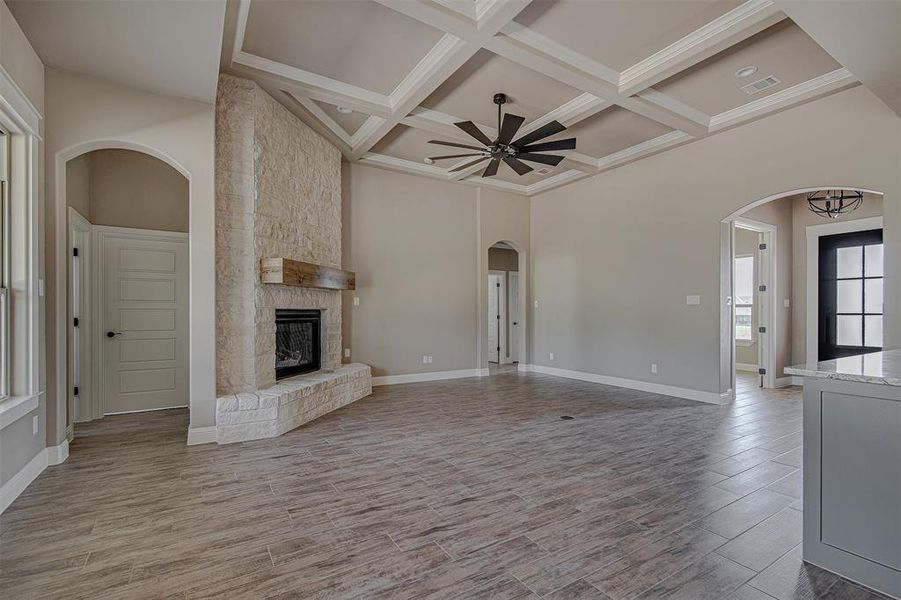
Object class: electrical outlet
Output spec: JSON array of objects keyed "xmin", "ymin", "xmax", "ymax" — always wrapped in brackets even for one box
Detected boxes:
[
  {"xmin": 784, "ymin": 298, "xmax": 791, "ymax": 308},
  {"xmin": 353, "ymin": 297, "xmax": 360, "ymax": 306},
  {"xmin": 549, "ymin": 352, "xmax": 554, "ymax": 361},
  {"xmin": 32, "ymin": 415, "xmax": 38, "ymax": 435},
  {"xmin": 344, "ymin": 348, "xmax": 350, "ymax": 358},
  {"xmin": 686, "ymin": 295, "xmax": 701, "ymax": 305},
  {"xmin": 651, "ymin": 363, "xmax": 658, "ymax": 374}
]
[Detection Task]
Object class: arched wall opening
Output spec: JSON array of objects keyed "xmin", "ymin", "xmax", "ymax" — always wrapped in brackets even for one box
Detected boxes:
[
  {"xmin": 719, "ymin": 186, "xmax": 887, "ymax": 399},
  {"xmin": 482, "ymin": 239, "xmax": 528, "ymax": 372},
  {"xmin": 63, "ymin": 148, "xmax": 190, "ymax": 430},
  {"xmin": 51, "ymin": 138, "xmax": 212, "ymax": 446}
]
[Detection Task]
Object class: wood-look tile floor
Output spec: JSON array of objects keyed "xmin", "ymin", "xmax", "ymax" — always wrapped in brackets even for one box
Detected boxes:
[{"xmin": 1, "ymin": 372, "xmax": 891, "ymax": 599}]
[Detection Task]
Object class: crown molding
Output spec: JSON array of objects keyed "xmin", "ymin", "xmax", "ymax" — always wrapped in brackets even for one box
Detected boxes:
[
  {"xmin": 525, "ymin": 169, "xmax": 587, "ymax": 195},
  {"xmin": 618, "ymin": 0, "xmax": 786, "ymax": 95},
  {"xmin": 708, "ymin": 68, "xmax": 858, "ymax": 131}
]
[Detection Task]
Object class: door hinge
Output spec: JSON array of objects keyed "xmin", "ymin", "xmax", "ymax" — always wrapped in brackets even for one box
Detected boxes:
[
  {"xmin": 758, "ymin": 243, "xmax": 767, "ymax": 250},
  {"xmin": 73, "ymin": 317, "xmax": 79, "ymax": 327},
  {"xmin": 758, "ymin": 285, "xmax": 767, "ymax": 292},
  {"xmin": 758, "ymin": 326, "xmax": 766, "ymax": 333},
  {"xmin": 73, "ymin": 386, "xmax": 79, "ymax": 396},
  {"xmin": 758, "ymin": 368, "xmax": 767, "ymax": 375},
  {"xmin": 73, "ymin": 247, "xmax": 79, "ymax": 257}
]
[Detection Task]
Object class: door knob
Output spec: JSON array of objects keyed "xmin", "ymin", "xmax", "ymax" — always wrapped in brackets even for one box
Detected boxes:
[{"xmin": 106, "ymin": 331, "xmax": 122, "ymax": 338}]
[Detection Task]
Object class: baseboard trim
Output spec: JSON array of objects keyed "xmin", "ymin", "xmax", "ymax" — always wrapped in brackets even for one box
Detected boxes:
[
  {"xmin": 527, "ymin": 364, "xmax": 728, "ymax": 404},
  {"xmin": 735, "ymin": 362, "xmax": 758, "ymax": 372},
  {"xmin": 0, "ymin": 448, "xmax": 47, "ymax": 514},
  {"xmin": 46, "ymin": 440, "xmax": 69, "ymax": 465},
  {"xmin": 105, "ymin": 405, "xmax": 189, "ymax": 416},
  {"xmin": 372, "ymin": 368, "xmax": 488, "ymax": 386},
  {"xmin": 775, "ymin": 376, "xmax": 804, "ymax": 388},
  {"xmin": 187, "ymin": 426, "xmax": 218, "ymax": 446}
]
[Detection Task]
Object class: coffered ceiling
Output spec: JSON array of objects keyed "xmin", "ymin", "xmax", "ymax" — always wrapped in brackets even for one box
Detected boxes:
[{"xmin": 220, "ymin": 0, "xmax": 859, "ymax": 196}]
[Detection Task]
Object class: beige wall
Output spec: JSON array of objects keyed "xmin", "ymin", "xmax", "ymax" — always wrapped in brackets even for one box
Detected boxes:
[
  {"xmin": 64, "ymin": 149, "xmax": 189, "ymax": 232},
  {"xmin": 342, "ymin": 164, "xmax": 478, "ymax": 377},
  {"xmin": 530, "ymin": 86, "xmax": 901, "ymax": 396},
  {"xmin": 0, "ymin": 0, "xmax": 44, "ymax": 113},
  {"xmin": 44, "ymin": 68, "xmax": 217, "ymax": 443},
  {"xmin": 89, "ymin": 149, "xmax": 189, "ymax": 232},
  {"xmin": 65, "ymin": 152, "xmax": 90, "ymax": 219},
  {"xmin": 489, "ymin": 247, "xmax": 519, "ymax": 272},
  {"xmin": 733, "ymin": 226, "xmax": 759, "ymax": 367}
]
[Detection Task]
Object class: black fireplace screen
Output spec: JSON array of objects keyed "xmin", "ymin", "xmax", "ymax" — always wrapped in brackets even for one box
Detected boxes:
[{"xmin": 275, "ymin": 309, "xmax": 321, "ymax": 379}]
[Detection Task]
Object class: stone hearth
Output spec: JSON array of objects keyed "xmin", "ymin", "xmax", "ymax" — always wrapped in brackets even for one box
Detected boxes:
[{"xmin": 214, "ymin": 74, "xmax": 371, "ymax": 443}]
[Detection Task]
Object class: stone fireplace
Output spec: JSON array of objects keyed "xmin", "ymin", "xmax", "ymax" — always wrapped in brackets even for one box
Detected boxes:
[{"xmin": 214, "ymin": 74, "xmax": 371, "ymax": 443}]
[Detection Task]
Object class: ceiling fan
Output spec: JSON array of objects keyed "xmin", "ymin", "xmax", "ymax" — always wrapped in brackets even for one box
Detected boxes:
[{"xmin": 425, "ymin": 93, "xmax": 576, "ymax": 178}]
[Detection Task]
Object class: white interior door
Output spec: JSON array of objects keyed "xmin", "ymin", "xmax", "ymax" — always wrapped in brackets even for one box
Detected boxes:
[
  {"xmin": 69, "ymin": 208, "xmax": 92, "ymax": 422},
  {"xmin": 488, "ymin": 273, "xmax": 501, "ymax": 363},
  {"xmin": 100, "ymin": 229, "xmax": 188, "ymax": 414},
  {"xmin": 509, "ymin": 271, "xmax": 520, "ymax": 362}
]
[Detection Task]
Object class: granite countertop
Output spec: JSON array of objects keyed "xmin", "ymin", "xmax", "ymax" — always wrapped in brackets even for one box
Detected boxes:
[{"xmin": 785, "ymin": 349, "xmax": 901, "ymax": 386}]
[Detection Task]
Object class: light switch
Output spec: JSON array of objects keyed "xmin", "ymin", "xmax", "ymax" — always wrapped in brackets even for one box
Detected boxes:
[
  {"xmin": 534, "ymin": 300, "xmax": 539, "ymax": 309},
  {"xmin": 783, "ymin": 298, "xmax": 791, "ymax": 308},
  {"xmin": 422, "ymin": 355, "xmax": 429, "ymax": 364},
  {"xmin": 344, "ymin": 348, "xmax": 350, "ymax": 358},
  {"xmin": 549, "ymin": 352, "xmax": 554, "ymax": 361},
  {"xmin": 353, "ymin": 297, "xmax": 360, "ymax": 306},
  {"xmin": 686, "ymin": 295, "xmax": 701, "ymax": 305}
]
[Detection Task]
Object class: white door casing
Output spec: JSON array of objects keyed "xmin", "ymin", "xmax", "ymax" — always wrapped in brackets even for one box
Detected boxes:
[
  {"xmin": 97, "ymin": 227, "xmax": 189, "ymax": 414},
  {"xmin": 509, "ymin": 271, "xmax": 520, "ymax": 363},
  {"xmin": 68, "ymin": 208, "xmax": 93, "ymax": 422},
  {"xmin": 488, "ymin": 272, "xmax": 506, "ymax": 363}
]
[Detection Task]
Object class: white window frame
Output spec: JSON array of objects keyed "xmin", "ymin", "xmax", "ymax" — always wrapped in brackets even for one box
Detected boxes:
[
  {"xmin": 734, "ymin": 254, "xmax": 755, "ymax": 347},
  {"xmin": 0, "ymin": 69, "xmax": 42, "ymax": 428},
  {"xmin": 0, "ymin": 128, "xmax": 10, "ymax": 399}
]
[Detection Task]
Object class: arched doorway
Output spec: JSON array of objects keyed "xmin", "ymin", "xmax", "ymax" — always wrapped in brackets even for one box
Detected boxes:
[
  {"xmin": 55, "ymin": 142, "xmax": 194, "ymax": 443},
  {"xmin": 719, "ymin": 187, "xmax": 885, "ymax": 399},
  {"xmin": 484, "ymin": 240, "xmax": 527, "ymax": 374}
]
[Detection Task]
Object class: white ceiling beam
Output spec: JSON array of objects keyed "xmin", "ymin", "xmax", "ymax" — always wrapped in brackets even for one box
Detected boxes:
[
  {"xmin": 349, "ymin": 0, "xmax": 533, "ymax": 160},
  {"xmin": 261, "ymin": 85, "xmax": 353, "ymax": 158},
  {"xmin": 708, "ymin": 68, "xmax": 857, "ymax": 132},
  {"xmin": 402, "ymin": 107, "xmax": 497, "ymax": 142},
  {"xmin": 618, "ymin": 0, "xmax": 786, "ymax": 96},
  {"xmin": 229, "ymin": 58, "xmax": 392, "ymax": 117}
]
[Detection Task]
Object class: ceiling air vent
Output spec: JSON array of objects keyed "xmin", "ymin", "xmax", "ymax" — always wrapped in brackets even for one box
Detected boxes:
[{"xmin": 741, "ymin": 75, "xmax": 781, "ymax": 95}]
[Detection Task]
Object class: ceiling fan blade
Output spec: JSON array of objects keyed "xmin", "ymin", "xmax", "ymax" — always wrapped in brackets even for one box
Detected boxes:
[
  {"xmin": 503, "ymin": 156, "xmax": 533, "ymax": 176},
  {"xmin": 454, "ymin": 121, "xmax": 493, "ymax": 146},
  {"xmin": 428, "ymin": 153, "xmax": 483, "ymax": 160},
  {"xmin": 512, "ymin": 120, "xmax": 566, "ymax": 148},
  {"xmin": 450, "ymin": 157, "xmax": 489, "ymax": 172},
  {"xmin": 519, "ymin": 138, "xmax": 576, "ymax": 153},
  {"xmin": 497, "ymin": 113, "xmax": 525, "ymax": 145},
  {"xmin": 482, "ymin": 158, "xmax": 500, "ymax": 177},
  {"xmin": 516, "ymin": 152, "xmax": 565, "ymax": 166},
  {"xmin": 428, "ymin": 140, "xmax": 486, "ymax": 151}
]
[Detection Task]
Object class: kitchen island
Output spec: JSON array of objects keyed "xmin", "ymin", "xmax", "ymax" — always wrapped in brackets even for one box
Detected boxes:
[{"xmin": 785, "ymin": 349, "xmax": 901, "ymax": 599}]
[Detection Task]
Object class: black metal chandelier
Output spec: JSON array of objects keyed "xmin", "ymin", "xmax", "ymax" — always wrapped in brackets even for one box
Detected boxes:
[{"xmin": 807, "ymin": 189, "xmax": 864, "ymax": 219}]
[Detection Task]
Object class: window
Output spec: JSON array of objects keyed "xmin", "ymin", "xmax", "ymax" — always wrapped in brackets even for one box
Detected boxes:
[
  {"xmin": 819, "ymin": 229, "xmax": 883, "ymax": 360},
  {"xmin": 734, "ymin": 255, "xmax": 754, "ymax": 343},
  {"xmin": 0, "ymin": 129, "xmax": 8, "ymax": 399}
]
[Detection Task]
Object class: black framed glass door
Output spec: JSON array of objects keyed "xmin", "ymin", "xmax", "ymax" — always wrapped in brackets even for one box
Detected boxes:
[{"xmin": 818, "ymin": 229, "xmax": 883, "ymax": 360}]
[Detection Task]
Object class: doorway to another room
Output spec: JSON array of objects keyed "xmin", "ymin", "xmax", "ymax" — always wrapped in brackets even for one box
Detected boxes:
[
  {"xmin": 65, "ymin": 149, "xmax": 190, "ymax": 436},
  {"xmin": 488, "ymin": 242, "xmax": 521, "ymax": 373}
]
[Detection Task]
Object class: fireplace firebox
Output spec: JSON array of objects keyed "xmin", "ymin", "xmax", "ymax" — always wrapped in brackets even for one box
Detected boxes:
[{"xmin": 275, "ymin": 309, "xmax": 321, "ymax": 379}]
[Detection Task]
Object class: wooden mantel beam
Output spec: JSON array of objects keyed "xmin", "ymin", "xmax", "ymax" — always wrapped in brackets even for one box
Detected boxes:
[{"xmin": 260, "ymin": 258, "xmax": 355, "ymax": 290}]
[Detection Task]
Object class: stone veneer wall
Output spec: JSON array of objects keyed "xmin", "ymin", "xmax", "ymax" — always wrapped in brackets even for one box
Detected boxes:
[{"xmin": 215, "ymin": 74, "xmax": 343, "ymax": 395}]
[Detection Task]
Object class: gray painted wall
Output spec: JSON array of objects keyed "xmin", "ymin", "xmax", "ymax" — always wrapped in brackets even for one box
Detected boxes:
[{"xmin": 530, "ymin": 86, "xmax": 900, "ymax": 395}]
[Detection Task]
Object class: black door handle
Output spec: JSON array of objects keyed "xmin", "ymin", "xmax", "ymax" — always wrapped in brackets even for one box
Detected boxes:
[{"xmin": 106, "ymin": 331, "xmax": 122, "ymax": 338}]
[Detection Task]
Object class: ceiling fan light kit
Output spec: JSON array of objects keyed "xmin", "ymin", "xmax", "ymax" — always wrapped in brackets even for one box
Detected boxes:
[{"xmin": 425, "ymin": 92, "xmax": 576, "ymax": 178}]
